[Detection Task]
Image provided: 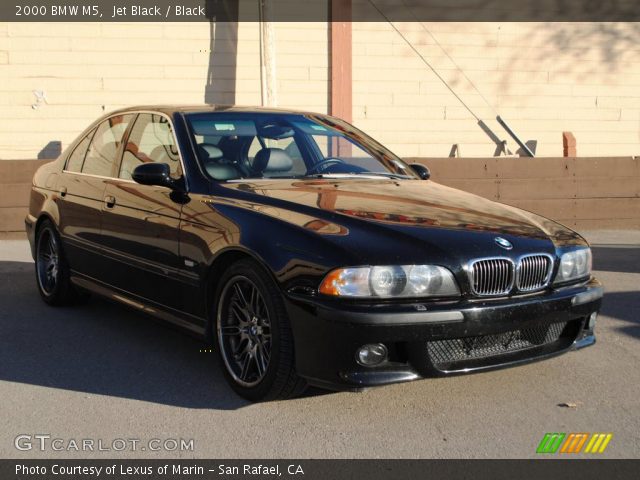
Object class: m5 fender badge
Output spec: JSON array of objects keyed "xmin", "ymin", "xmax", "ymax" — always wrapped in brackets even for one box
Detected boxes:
[{"xmin": 495, "ymin": 237, "xmax": 513, "ymax": 250}]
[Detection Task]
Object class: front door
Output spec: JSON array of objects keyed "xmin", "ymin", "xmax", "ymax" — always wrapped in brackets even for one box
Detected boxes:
[{"xmin": 99, "ymin": 113, "xmax": 188, "ymax": 314}]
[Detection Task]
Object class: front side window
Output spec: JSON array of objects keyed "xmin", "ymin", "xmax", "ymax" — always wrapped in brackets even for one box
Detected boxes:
[
  {"xmin": 119, "ymin": 113, "xmax": 181, "ymax": 180},
  {"xmin": 185, "ymin": 112, "xmax": 417, "ymax": 181},
  {"xmin": 82, "ymin": 114, "xmax": 134, "ymax": 177}
]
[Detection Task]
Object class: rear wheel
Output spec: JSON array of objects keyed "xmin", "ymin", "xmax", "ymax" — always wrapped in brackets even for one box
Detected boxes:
[
  {"xmin": 214, "ymin": 259, "xmax": 306, "ymax": 401},
  {"xmin": 35, "ymin": 220, "xmax": 83, "ymax": 306}
]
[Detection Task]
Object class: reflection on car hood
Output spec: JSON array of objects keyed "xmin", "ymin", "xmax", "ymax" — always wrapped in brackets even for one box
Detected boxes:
[
  {"xmin": 218, "ymin": 178, "xmax": 585, "ymax": 263},
  {"xmin": 221, "ymin": 178, "xmax": 581, "ymax": 243}
]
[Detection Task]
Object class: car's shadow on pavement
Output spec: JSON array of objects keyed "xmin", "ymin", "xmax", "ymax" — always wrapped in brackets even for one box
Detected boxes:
[
  {"xmin": 591, "ymin": 245, "xmax": 640, "ymax": 275},
  {"xmin": 0, "ymin": 260, "xmax": 254, "ymax": 410},
  {"xmin": 601, "ymin": 291, "xmax": 640, "ymax": 340},
  {"xmin": 591, "ymin": 245, "xmax": 640, "ymax": 341},
  {"xmin": 2, "ymin": 244, "xmax": 636, "ymax": 409}
]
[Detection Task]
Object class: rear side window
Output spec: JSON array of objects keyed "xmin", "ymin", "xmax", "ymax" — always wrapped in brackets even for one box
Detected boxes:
[
  {"xmin": 82, "ymin": 114, "xmax": 134, "ymax": 177},
  {"xmin": 119, "ymin": 114, "xmax": 181, "ymax": 180},
  {"xmin": 65, "ymin": 130, "xmax": 94, "ymax": 172}
]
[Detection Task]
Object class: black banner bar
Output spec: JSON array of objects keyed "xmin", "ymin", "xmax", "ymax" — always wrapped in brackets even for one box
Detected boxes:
[
  {"xmin": 2, "ymin": 0, "xmax": 640, "ymax": 22},
  {"xmin": 4, "ymin": 460, "xmax": 640, "ymax": 480}
]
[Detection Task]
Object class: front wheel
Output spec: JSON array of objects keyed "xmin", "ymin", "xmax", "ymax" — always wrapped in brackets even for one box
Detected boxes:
[{"xmin": 214, "ymin": 259, "xmax": 306, "ymax": 401}]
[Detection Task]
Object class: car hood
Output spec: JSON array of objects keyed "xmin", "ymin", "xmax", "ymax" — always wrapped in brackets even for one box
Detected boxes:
[{"xmin": 218, "ymin": 178, "xmax": 585, "ymax": 264}]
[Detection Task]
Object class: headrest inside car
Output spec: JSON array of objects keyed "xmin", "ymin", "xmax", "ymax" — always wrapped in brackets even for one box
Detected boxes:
[
  {"xmin": 198, "ymin": 144, "xmax": 223, "ymax": 160},
  {"xmin": 205, "ymin": 164, "xmax": 239, "ymax": 181},
  {"xmin": 253, "ymin": 148, "xmax": 293, "ymax": 173}
]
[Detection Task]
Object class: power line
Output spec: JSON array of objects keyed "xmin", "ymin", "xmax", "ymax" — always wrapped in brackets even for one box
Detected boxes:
[
  {"xmin": 404, "ymin": 3, "xmax": 499, "ymax": 115},
  {"xmin": 366, "ymin": 0, "xmax": 535, "ymax": 157},
  {"xmin": 365, "ymin": 0, "xmax": 481, "ymax": 121}
]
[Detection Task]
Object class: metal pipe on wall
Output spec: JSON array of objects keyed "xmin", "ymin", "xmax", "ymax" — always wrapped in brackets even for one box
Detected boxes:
[{"xmin": 259, "ymin": 0, "xmax": 278, "ymax": 107}]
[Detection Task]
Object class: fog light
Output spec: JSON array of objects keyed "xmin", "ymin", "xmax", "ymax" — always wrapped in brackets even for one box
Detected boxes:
[
  {"xmin": 356, "ymin": 343, "xmax": 388, "ymax": 366},
  {"xmin": 588, "ymin": 312, "xmax": 597, "ymax": 330}
]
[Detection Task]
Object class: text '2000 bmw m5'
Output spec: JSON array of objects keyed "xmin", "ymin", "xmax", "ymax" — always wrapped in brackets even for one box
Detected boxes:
[{"xmin": 26, "ymin": 106, "xmax": 603, "ymax": 401}]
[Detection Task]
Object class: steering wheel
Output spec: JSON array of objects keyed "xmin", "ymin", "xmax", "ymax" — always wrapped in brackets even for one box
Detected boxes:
[{"xmin": 307, "ymin": 157, "xmax": 346, "ymax": 174}]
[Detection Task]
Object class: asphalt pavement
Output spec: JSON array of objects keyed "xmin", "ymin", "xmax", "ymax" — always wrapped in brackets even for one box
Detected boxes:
[{"xmin": 0, "ymin": 231, "xmax": 638, "ymax": 459}]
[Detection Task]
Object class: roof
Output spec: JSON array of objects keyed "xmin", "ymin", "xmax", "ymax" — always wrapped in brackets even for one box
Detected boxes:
[{"xmin": 108, "ymin": 104, "xmax": 324, "ymax": 117}]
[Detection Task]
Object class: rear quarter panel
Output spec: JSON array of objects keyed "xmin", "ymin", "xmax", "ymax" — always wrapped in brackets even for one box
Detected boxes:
[{"xmin": 26, "ymin": 161, "xmax": 62, "ymax": 256}]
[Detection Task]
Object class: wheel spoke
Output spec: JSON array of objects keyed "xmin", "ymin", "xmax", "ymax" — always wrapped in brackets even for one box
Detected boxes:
[
  {"xmin": 233, "ymin": 338, "xmax": 248, "ymax": 356},
  {"xmin": 255, "ymin": 345, "xmax": 267, "ymax": 377},
  {"xmin": 230, "ymin": 302, "xmax": 247, "ymax": 325},
  {"xmin": 258, "ymin": 340, "xmax": 270, "ymax": 362},
  {"xmin": 254, "ymin": 293, "xmax": 266, "ymax": 319},
  {"xmin": 233, "ymin": 283, "xmax": 249, "ymax": 307},
  {"xmin": 239, "ymin": 351, "xmax": 252, "ymax": 381},
  {"xmin": 249, "ymin": 286, "xmax": 259, "ymax": 315},
  {"xmin": 220, "ymin": 325, "xmax": 242, "ymax": 337}
]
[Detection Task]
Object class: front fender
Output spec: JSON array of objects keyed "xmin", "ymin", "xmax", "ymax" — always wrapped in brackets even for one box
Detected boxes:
[{"xmin": 179, "ymin": 196, "xmax": 359, "ymax": 292}]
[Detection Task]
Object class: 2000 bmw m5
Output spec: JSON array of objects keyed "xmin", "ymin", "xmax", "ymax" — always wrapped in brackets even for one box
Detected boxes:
[{"xmin": 27, "ymin": 106, "xmax": 603, "ymax": 401}]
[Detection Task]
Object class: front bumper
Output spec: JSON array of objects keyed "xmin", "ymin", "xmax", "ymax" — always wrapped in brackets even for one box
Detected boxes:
[{"xmin": 285, "ymin": 277, "xmax": 602, "ymax": 391}]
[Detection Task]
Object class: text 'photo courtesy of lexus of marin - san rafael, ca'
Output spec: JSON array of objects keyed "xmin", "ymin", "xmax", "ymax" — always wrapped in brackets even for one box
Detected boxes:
[{"xmin": 26, "ymin": 106, "xmax": 603, "ymax": 401}]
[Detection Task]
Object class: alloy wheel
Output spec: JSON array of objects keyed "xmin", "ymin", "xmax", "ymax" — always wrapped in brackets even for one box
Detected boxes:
[
  {"xmin": 36, "ymin": 228, "xmax": 60, "ymax": 295},
  {"xmin": 217, "ymin": 276, "xmax": 272, "ymax": 387}
]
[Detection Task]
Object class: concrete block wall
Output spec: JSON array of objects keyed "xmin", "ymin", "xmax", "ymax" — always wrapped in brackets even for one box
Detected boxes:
[
  {"xmin": 2, "ymin": 157, "xmax": 638, "ymax": 234},
  {"xmin": 409, "ymin": 156, "xmax": 640, "ymax": 230},
  {"xmin": 0, "ymin": 160, "xmax": 47, "ymax": 234}
]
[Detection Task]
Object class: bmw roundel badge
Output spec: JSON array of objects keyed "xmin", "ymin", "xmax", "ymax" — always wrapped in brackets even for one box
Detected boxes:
[{"xmin": 495, "ymin": 237, "xmax": 513, "ymax": 250}]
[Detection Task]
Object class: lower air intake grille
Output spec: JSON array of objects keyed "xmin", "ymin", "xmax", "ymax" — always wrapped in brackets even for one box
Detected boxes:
[{"xmin": 427, "ymin": 321, "xmax": 568, "ymax": 367}]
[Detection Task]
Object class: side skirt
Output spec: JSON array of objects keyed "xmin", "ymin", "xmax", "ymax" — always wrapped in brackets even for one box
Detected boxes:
[{"xmin": 70, "ymin": 272, "xmax": 207, "ymax": 338}]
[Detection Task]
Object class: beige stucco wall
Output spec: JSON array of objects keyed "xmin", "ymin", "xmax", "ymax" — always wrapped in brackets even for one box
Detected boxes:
[
  {"xmin": 353, "ymin": 22, "xmax": 640, "ymax": 158},
  {"xmin": 0, "ymin": 21, "xmax": 328, "ymax": 159},
  {"xmin": 1, "ymin": 20, "xmax": 639, "ymax": 159}
]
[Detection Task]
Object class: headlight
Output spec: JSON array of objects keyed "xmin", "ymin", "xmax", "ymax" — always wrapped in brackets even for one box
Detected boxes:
[
  {"xmin": 554, "ymin": 248, "xmax": 592, "ymax": 284},
  {"xmin": 319, "ymin": 265, "xmax": 460, "ymax": 298}
]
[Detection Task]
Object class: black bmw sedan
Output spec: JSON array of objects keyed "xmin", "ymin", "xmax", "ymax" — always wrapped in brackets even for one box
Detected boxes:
[{"xmin": 26, "ymin": 106, "xmax": 603, "ymax": 401}]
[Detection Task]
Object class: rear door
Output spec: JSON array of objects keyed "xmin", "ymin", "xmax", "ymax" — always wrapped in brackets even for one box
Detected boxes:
[
  {"xmin": 56, "ymin": 114, "xmax": 134, "ymax": 278},
  {"xmin": 99, "ymin": 112, "xmax": 188, "ymax": 312}
]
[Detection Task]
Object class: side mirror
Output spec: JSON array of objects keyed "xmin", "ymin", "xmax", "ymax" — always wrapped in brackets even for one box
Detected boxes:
[
  {"xmin": 410, "ymin": 163, "xmax": 431, "ymax": 180},
  {"xmin": 132, "ymin": 163, "xmax": 176, "ymax": 189}
]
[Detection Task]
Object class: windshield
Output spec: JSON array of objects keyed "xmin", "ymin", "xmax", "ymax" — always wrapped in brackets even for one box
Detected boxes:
[{"xmin": 185, "ymin": 112, "xmax": 419, "ymax": 181}]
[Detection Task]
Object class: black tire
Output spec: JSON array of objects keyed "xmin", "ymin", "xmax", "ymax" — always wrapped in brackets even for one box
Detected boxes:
[
  {"xmin": 213, "ymin": 258, "xmax": 307, "ymax": 401},
  {"xmin": 35, "ymin": 220, "xmax": 84, "ymax": 306}
]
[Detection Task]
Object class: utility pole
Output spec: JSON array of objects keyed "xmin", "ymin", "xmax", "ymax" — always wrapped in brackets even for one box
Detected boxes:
[{"xmin": 259, "ymin": 0, "xmax": 277, "ymax": 107}]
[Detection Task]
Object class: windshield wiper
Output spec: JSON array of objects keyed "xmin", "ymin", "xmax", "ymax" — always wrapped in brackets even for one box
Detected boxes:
[
  {"xmin": 353, "ymin": 172, "xmax": 413, "ymax": 180},
  {"xmin": 302, "ymin": 172, "xmax": 412, "ymax": 180}
]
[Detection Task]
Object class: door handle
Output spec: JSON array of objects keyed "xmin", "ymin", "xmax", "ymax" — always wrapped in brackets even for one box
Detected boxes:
[
  {"xmin": 104, "ymin": 195, "xmax": 116, "ymax": 208},
  {"xmin": 59, "ymin": 186, "xmax": 67, "ymax": 197}
]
